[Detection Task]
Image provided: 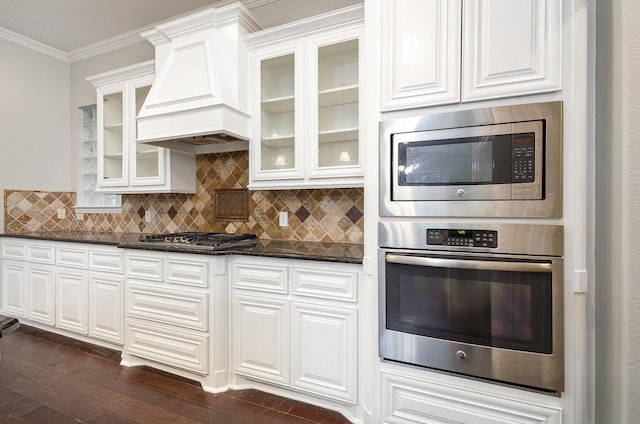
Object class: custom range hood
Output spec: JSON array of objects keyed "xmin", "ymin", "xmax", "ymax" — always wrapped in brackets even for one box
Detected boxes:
[{"xmin": 136, "ymin": 2, "xmax": 262, "ymax": 154}]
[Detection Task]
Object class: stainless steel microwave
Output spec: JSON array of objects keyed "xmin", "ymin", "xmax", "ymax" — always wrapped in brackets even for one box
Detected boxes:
[{"xmin": 380, "ymin": 101, "xmax": 563, "ymax": 218}]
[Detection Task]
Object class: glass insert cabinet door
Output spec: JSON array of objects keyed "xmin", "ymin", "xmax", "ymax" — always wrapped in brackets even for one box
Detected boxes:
[
  {"xmin": 99, "ymin": 89, "xmax": 126, "ymax": 184},
  {"xmin": 131, "ymin": 83, "xmax": 164, "ymax": 185},
  {"xmin": 259, "ymin": 52, "xmax": 299, "ymax": 174},
  {"xmin": 315, "ymin": 38, "xmax": 360, "ymax": 170}
]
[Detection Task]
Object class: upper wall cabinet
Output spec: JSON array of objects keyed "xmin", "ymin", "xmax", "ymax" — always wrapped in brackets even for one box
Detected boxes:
[
  {"xmin": 245, "ymin": 5, "xmax": 364, "ymax": 190},
  {"xmin": 381, "ymin": 0, "xmax": 561, "ymax": 111},
  {"xmin": 87, "ymin": 61, "xmax": 196, "ymax": 194}
]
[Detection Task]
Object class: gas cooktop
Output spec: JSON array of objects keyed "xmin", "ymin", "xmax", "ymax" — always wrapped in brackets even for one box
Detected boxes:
[{"xmin": 138, "ymin": 232, "xmax": 257, "ymax": 251}]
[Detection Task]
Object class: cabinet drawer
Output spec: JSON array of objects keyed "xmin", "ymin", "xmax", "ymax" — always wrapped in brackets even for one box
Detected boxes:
[
  {"xmin": 233, "ymin": 261, "xmax": 287, "ymax": 294},
  {"xmin": 125, "ymin": 319, "xmax": 209, "ymax": 375},
  {"xmin": 2, "ymin": 239, "xmax": 27, "ymax": 260},
  {"xmin": 166, "ymin": 257, "xmax": 208, "ymax": 288},
  {"xmin": 380, "ymin": 372, "xmax": 562, "ymax": 424},
  {"xmin": 57, "ymin": 246, "xmax": 89, "ymax": 269},
  {"xmin": 292, "ymin": 266, "xmax": 357, "ymax": 302},
  {"xmin": 89, "ymin": 249, "xmax": 124, "ymax": 273},
  {"xmin": 126, "ymin": 284, "xmax": 208, "ymax": 331},
  {"xmin": 27, "ymin": 243, "xmax": 55, "ymax": 264},
  {"xmin": 126, "ymin": 254, "xmax": 163, "ymax": 281}
]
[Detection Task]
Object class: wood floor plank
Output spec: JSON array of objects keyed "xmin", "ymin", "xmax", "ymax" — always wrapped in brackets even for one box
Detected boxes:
[{"xmin": 0, "ymin": 326, "xmax": 351, "ymax": 423}]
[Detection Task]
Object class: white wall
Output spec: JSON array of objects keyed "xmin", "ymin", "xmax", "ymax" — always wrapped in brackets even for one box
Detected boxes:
[
  {"xmin": 0, "ymin": 38, "xmax": 71, "ymax": 230},
  {"xmin": 595, "ymin": 0, "xmax": 640, "ymax": 422}
]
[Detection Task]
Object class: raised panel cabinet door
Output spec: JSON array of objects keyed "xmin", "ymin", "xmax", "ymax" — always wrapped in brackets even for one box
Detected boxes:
[
  {"xmin": 2, "ymin": 261, "xmax": 25, "ymax": 317},
  {"xmin": 233, "ymin": 294, "xmax": 289, "ymax": 386},
  {"xmin": 26, "ymin": 266, "xmax": 56, "ymax": 326},
  {"xmin": 381, "ymin": 0, "xmax": 462, "ymax": 110},
  {"xmin": 56, "ymin": 270, "xmax": 88, "ymax": 334},
  {"xmin": 89, "ymin": 273, "xmax": 124, "ymax": 344},
  {"xmin": 462, "ymin": 0, "xmax": 561, "ymax": 101},
  {"xmin": 290, "ymin": 302, "xmax": 357, "ymax": 404}
]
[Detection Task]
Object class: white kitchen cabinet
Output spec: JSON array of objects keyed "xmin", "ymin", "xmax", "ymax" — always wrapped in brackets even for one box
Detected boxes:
[
  {"xmin": 56, "ymin": 269, "xmax": 88, "ymax": 334},
  {"xmin": 89, "ymin": 273, "xmax": 124, "ymax": 344},
  {"xmin": 2, "ymin": 260, "xmax": 26, "ymax": 317},
  {"xmin": 231, "ymin": 256, "xmax": 360, "ymax": 404},
  {"xmin": 123, "ymin": 251, "xmax": 212, "ymax": 375},
  {"xmin": 290, "ymin": 301, "xmax": 357, "ymax": 403},
  {"xmin": 88, "ymin": 61, "xmax": 196, "ymax": 194},
  {"xmin": 380, "ymin": 371, "xmax": 562, "ymax": 424},
  {"xmin": 2, "ymin": 240, "xmax": 55, "ymax": 321},
  {"xmin": 381, "ymin": 0, "xmax": 461, "ymax": 110},
  {"xmin": 88, "ymin": 247, "xmax": 124, "ymax": 344},
  {"xmin": 25, "ymin": 242, "xmax": 56, "ymax": 325},
  {"xmin": 26, "ymin": 266, "xmax": 55, "ymax": 325},
  {"xmin": 234, "ymin": 294, "xmax": 289, "ymax": 386},
  {"xmin": 246, "ymin": 4, "xmax": 364, "ymax": 189},
  {"xmin": 56, "ymin": 244, "xmax": 89, "ymax": 335},
  {"xmin": 1, "ymin": 238, "xmax": 125, "ymax": 346},
  {"xmin": 381, "ymin": 0, "xmax": 561, "ymax": 110},
  {"xmin": 1, "ymin": 239, "xmax": 27, "ymax": 317}
]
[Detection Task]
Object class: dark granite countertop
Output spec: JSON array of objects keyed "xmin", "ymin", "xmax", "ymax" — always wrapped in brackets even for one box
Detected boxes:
[{"xmin": 0, "ymin": 231, "xmax": 363, "ymax": 264}]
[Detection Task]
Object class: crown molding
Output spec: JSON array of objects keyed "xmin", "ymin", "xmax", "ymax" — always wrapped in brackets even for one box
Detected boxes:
[
  {"xmin": 2, "ymin": 0, "xmax": 279, "ymax": 63},
  {"xmin": 0, "ymin": 26, "xmax": 68, "ymax": 62},
  {"xmin": 67, "ymin": 28, "xmax": 148, "ymax": 63}
]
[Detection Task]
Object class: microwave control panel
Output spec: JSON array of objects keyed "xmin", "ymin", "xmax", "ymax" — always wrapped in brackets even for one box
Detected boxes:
[
  {"xmin": 512, "ymin": 133, "xmax": 536, "ymax": 183},
  {"xmin": 427, "ymin": 229, "xmax": 498, "ymax": 248}
]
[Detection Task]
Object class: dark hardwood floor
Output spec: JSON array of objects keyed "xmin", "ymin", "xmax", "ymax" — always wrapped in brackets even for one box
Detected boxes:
[{"xmin": 0, "ymin": 325, "xmax": 351, "ymax": 423}]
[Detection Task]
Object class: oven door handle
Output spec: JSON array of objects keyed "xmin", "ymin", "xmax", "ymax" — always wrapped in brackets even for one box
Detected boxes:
[{"xmin": 386, "ymin": 254, "xmax": 552, "ymax": 273}]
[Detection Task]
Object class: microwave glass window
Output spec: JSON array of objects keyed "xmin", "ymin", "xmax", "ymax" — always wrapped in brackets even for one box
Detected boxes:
[
  {"xmin": 402, "ymin": 139, "xmax": 493, "ymax": 184},
  {"xmin": 385, "ymin": 259, "xmax": 553, "ymax": 353},
  {"xmin": 397, "ymin": 133, "xmax": 530, "ymax": 186}
]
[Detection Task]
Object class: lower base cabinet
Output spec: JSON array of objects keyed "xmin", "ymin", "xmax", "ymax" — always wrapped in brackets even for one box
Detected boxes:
[
  {"xmin": 89, "ymin": 273, "xmax": 124, "ymax": 344},
  {"xmin": 27, "ymin": 265, "xmax": 55, "ymax": 325},
  {"xmin": 56, "ymin": 269, "xmax": 88, "ymax": 334},
  {"xmin": 231, "ymin": 256, "xmax": 360, "ymax": 404},
  {"xmin": 0, "ymin": 239, "xmax": 124, "ymax": 346},
  {"xmin": 289, "ymin": 301, "xmax": 357, "ymax": 403},
  {"xmin": 2, "ymin": 260, "xmax": 25, "ymax": 317},
  {"xmin": 123, "ymin": 250, "xmax": 214, "ymax": 378},
  {"xmin": 234, "ymin": 294, "xmax": 289, "ymax": 385},
  {"xmin": 380, "ymin": 372, "xmax": 562, "ymax": 424},
  {"xmin": 125, "ymin": 318, "xmax": 209, "ymax": 374}
]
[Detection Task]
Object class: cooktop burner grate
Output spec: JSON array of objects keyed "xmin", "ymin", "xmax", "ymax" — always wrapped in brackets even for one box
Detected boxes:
[{"xmin": 139, "ymin": 232, "xmax": 257, "ymax": 250}]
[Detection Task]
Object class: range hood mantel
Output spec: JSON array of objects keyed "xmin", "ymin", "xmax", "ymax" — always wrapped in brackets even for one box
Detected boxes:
[{"xmin": 136, "ymin": 2, "xmax": 263, "ymax": 154}]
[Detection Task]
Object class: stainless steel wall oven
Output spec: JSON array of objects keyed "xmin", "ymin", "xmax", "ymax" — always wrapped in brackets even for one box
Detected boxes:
[
  {"xmin": 379, "ymin": 222, "xmax": 564, "ymax": 395},
  {"xmin": 379, "ymin": 101, "xmax": 563, "ymax": 218}
]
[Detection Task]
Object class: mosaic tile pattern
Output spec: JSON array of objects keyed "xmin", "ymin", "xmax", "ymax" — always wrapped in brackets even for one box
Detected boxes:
[{"xmin": 4, "ymin": 151, "xmax": 364, "ymax": 244}]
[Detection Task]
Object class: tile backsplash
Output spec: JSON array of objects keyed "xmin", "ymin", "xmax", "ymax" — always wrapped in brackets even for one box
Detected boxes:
[{"xmin": 4, "ymin": 151, "xmax": 364, "ymax": 244}]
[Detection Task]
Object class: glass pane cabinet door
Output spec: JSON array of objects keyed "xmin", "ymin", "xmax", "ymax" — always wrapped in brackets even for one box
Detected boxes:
[
  {"xmin": 317, "ymin": 39, "xmax": 359, "ymax": 168},
  {"xmin": 101, "ymin": 91, "xmax": 125, "ymax": 181},
  {"xmin": 132, "ymin": 84, "xmax": 162, "ymax": 182},
  {"xmin": 260, "ymin": 54, "xmax": 296, "ymax": 172}
]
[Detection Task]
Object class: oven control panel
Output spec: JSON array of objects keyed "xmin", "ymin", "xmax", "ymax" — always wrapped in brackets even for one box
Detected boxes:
[{"xmin": 427, "ymin": 229, "xmax": 498, "ymax": 248}]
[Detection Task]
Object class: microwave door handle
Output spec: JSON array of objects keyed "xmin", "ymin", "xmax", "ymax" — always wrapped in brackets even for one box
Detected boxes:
[{"xmin": 386, "ymin": 254, "xmax": 552, "ymax": 273}]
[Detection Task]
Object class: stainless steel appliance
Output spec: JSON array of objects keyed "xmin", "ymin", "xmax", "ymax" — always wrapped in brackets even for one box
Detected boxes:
[
  {"xmin": 379, "ymin": 101, "xmax": 563, "ymax": 218},
  {"xmin": 138, "ymin": 232, "xmax": 257, "ymax": 251},
  {"xmin": 379, "ymin": 222, "xmax": 564, "ymax": 395}
]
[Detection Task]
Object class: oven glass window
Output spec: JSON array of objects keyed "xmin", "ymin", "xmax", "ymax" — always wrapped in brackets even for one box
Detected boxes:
[
  {"xmin": 397, "ymin": 135, "xmax": 513, "ymax": 186},
  {"xmin": 385, "ymin": 258, "xmax": 553, "ymax": 354}
]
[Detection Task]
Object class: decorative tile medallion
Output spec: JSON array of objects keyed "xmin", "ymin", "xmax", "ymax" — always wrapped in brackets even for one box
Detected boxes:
[{"xmin": 4, "ymin": 151, "xmax": 364, "ymax": 244}]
